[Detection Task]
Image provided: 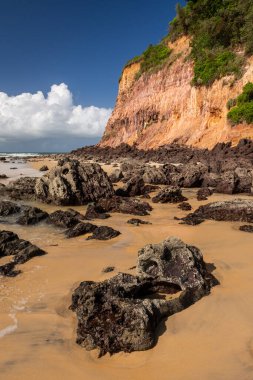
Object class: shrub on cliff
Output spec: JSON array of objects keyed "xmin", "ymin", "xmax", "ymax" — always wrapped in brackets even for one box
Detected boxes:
[{"xmin": 227, "ymin": 82, "xmax": 253, "ymax": 125}]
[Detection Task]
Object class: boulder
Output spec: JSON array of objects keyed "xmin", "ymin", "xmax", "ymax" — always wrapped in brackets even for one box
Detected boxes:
[
  {"xmin": 183, "ymin": 199, "xmax": 253, "ymax": 223},
  {"xmin": 35, "ymin": 158, "xmax": 114, "ymax": 205},
  {"xmin": 96, "ymin": 196, "xmax": 152, "ymax": 216},
  {"xmin": 178, "ymin": 202, "xmax": 192, "ymax": 211},
  {"xmin": 115, "ymin": 175, "xmax": 146, "ymax": 197},
  {"xmin": 109, "ymin": 169, "xmax": 123, "ymax": 183},
  {"xmin": 39, "ymin": 165, "xmax": 49, "ymax": 171},
  {"xmin": 152, "ymin": 187, "xmax": 187, "ymax": 204},
  {"xmin": 239, "ymin": 225, "xmax": 253, "ymax": 233},
  {"xmin": 0, "ymin": 177, "xmax": 37, "ymax": 200},
  {"xmin": 65, "ymin": 222, "xmax": 97, "ymax": 239},
  {"xmin": 197, "ymin": 188, "xmax": 213, "ymax": 201},
  {"xmin": 70, "ymin": 237, "xmax": 216, "ymax": 356},
  {"xmin": 0, "ymin": 201, "xmax": 21, "ymax": 216},
  {"xmin": 48, "ymin": 209, "xmax": 85, "ymax": 228},
  {"xmin": 127, "ymin": 218, "xmax": 151, "ymax": 226},
  {"xmin": 16, "ymin": 206, "xmax": 48, "ymax": 225},
  {"xmin": 86, "ymin": 226, "xmax": 121, "ymax": 241},
  {"xmin": 84, "ymin": 204, "xmax": 110, "ymax": 220}
]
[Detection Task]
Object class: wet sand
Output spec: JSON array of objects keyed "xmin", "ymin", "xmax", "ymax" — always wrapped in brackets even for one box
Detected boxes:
[{"xmin": 1, "ymin": 160, "xmax": 253, "ymax": 379}]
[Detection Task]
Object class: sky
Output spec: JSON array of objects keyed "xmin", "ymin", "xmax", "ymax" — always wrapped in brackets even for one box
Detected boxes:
[{"xmin": 0, "ymin": 0, "xmax": 184, "ymax": 152}]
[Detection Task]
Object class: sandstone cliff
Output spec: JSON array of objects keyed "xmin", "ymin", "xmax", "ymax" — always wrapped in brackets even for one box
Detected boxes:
[{"xmin": 100, "ymin": 37, "xmax": 253, "ymax": 150}]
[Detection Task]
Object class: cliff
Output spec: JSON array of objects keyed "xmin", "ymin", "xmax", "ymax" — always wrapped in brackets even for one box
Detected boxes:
[{"xmin": 99, "ymin": 37, "xmax": 253, "ymax": 150}]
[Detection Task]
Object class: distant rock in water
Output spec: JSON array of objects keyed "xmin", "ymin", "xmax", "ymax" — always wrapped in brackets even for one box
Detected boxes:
[
  {"xmin": 0, "ymin": 177, "xmax": 37, "ymax": 200},
  {"xmin": 35, "ymin": 158, "xmax": 114, "ymax": 206},
  {"xmin": 96, "ymin": 196, "xmax": 152, "ymax": 216},
  {"xmin": 0, "ymin": 200, "xmax": 21, "ymax": 216},
  {"xmin": 39, "ymin": 165, "xmax": 49, "ymax": 172},
  {"xmin": 152, "ymin": 187, "xmax": 187, "ymax": 204},
  {"xmin": 86, "ymin": 226, "xmax": 121, "ymax": 241},
  {"xmin": 48, "ymin": 209, "xmax": 85, "ymax": 228},
  {"xmin": 65, "ymin": 222, "xmax": 97, "ymax": 239},
  {"xmin": 0, "ymin": 230, "xmax": 46, "ymax": 277},
  {"xmin": 70, "ymin": 237, "xmax": 217, "ymax": 356},
  {"xmin": 16, "ymin": 206, "xmax": 49, "ymax": 225},
  {"xmin": 127, "ymin": 218, "xmax": 151, "ymax": 226},
  {"xmin": 239, "ymin": 225, "xmax": 253, "ymax": 233}
]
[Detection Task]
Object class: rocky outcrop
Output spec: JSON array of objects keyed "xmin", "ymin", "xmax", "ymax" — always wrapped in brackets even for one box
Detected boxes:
[
  {"xmin": 95, "ymin": 196, "xmax": 152, "ymax": 216},
  {"xmin": 178, "ymin": 202, "xmax": 192, "ymax": 211},
  {"xmin": 16, "ymin": 206, "xmax": 48, "ymax": 225},
  {"xmin": 99, "ymin": 37, "xmax": 253, "ymax": 150},
  {"xmin": 86, "ymin": 226, "xmax": 121, "ymax": 241},
  {"xmin": 65, "ymin": 222, "xmax": 97, "ymax": 238},
  {"xmin": 35, "ymin": 158, "xmax": 114, "ymax": 205},
  {"xmin": 197, "ymin": 188, "xmax": 213, "ymax": 201},
  {"xmin": 84, "ymin": 204, "xmax": 110, "ymax": 220},
  {"xmin": 0, "ymin": 201, "xmax": 21, "ymax": 216},
  {"xmin": 48, "ymin": 209, "xmax": 85, "ymax": 228},
  {"xmin": 70, "ymin": 237, "xmax": 216, "ymax": 356},
  {"xmin": 182, "ymin": 199, "xmax": 253, "ymax": 224},
  {"xmin": 0, "ymin": 230, "xmax": 46, "ymax": 276},
  {"xmin": 152, "ymin": 187, "xmax": 187, "ymax": 204},
  {"xmin": 0, "ymin": 177, "xmax": 37, "ymax": 200}
]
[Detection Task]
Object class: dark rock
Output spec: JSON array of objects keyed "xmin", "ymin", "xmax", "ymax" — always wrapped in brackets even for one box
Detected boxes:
[
  {"xmin": 0, "ymin": 174, "xmax": 8, "ymax": 179},
  {"xmin": 197, "ymin": 188, "xmax": 213, "ymax": 201},
  {"xmin": 239, "ymin": 225, "xmax": 253, "ymax": 233},
  {"xmin": 65, "ymin": 222, "xmax": 97, "ymax": 238},
  {"xmin": 87, "ymin": 226, "xmax": 121, "ymax": 241},
  {"xmin": 0, "ymin": 201, "xmax": 21, "ymax": 216},
  {"xmin": 96, "ymin": 196, "xmax": 152, "ymax": 216},
  {"xmin": 16, "ymin": 206, "xmax": 49, "ymax": 225},
  {"xmin": 178, "ymin": 202, "xmax": 192, "ymax": 211},
  {"xmin": 0, "ymin": 262, "xmax": 20, "ymax": 277},
  {"xmin": 179, "ymin": 214, "xmax": 205, "ymax": 226},
  {"xmin": 102, "ymin": 266, "xmax": 115, "ymax": 273},
  {"xmin": 115, "ymin": 175, "xmax": 145, "ymax": 197},
  {"xmin": 39, "ymin": 165, "xmax": 49, "ymax": 172},
  {"xmin": 152, "ymin": 187, "xmax": 187, "ymax": 204},
  {"xmin": 84, "ymin": 204, "xmax": 111, "ymax": 220},
  {"xmin": 184, "ymin": 199, "xmax": 253, "ymax": 223},
  {"xmin": 35, "ymin": 158, "xmax": 114, "ymax": 205},
  {"xmin": 48, "ymin": 209, "xmax": 85, "ymax": 228},
  {"xmin": 10, "ymin": 167, "xmax": 17, "ymax": 170},
  {"xmin": 70, "ymin": 237, "xmax": 216, "ymax": 356},
  {"xmin": 109, "ymin": 169, "xmax": 123, "ymax": 183},
  {"xmin": 127, "ymin": 218, "xmax": 151, "ymax": 226},
  {"xmin": 0, "ymin": 177, "xmax": 37, "ymax": 200},
  {"xmin": 142, "ymin": 166, "xmax": 168, "ymax": 185}
]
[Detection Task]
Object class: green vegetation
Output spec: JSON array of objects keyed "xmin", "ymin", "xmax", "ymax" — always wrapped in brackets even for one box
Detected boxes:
[
  {"xmin": 169, "ymin": 0, "xmax": 253, "ymax": 86},
  {"xmin": 227, "ymin": 82, "xmax": 253, "ymax": 124}
]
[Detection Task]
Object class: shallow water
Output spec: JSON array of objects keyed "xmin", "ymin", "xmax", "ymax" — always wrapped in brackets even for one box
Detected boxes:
[{"xmin": 0, "ymin": 162, "xmax": 253, "ymax": 379}]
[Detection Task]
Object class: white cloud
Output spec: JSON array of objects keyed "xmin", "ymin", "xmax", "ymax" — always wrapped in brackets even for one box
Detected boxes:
[{"xmin": 0, "ymin": 83, "xmax": 112, "ymax": 141}]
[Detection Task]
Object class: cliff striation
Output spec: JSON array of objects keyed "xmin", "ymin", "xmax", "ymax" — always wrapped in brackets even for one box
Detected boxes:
[{"xmin": 100, "ymin": 37, "xmax": 253, "ymax": 150}]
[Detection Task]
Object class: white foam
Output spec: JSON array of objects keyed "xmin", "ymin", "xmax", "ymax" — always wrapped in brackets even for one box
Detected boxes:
[{"xmin": 0, "ymin": 313, "xmax": 17, "ymax": 338}]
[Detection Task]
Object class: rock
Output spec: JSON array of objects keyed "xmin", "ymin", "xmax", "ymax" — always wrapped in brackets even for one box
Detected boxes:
[
  {"xmin": 84, "ymin": 204, "xmax": 111, "ymax": 220},
  {"xmin": 102, "ymin": 266, "xmax": 115, "ymax": 273},
  {"xmin": 0, "ymin": 201, "xmax": 21, "ymax": 216},
  {"xmin": 39, "ymin": 165, "xmax": 49, "ymax": 171},
  {"xmin": 0, "ymin": 174, "xmax": 8, "ymax": 179},
  {"xmin": 197, "ymin": 188, "xmax": 213, "ymax": 201},
  {"xmin": 10, "ymin": 167, "xmax": 17, "ymax": 170},
  {"xmin": 70, "ymin": 237, "xmax": 216, "ymax": 356},
  {"xmin": 48, "ymin": 209, "xmax": 85, "ymax": 228},
  {"xmin": 87, "ymin": 226, "xmax": 121, "ymax": 241},
  {"xmin": 178, "ymin": 202, "xmax": 192, "ymax": 211},
  {"xmin": 0, "ymin": 177, "xmax": 37, "ymax": 200},
  {"xmin": 0, "ymin": 262, "xmax": 20, "ymax": 277},
  {"xmin": 96, "ymin": 196, "xmax": 152, "ymax": 216},
  {"xmin": 0, "ymin": 230, "xmax": 46, "ymax": 276},
  {"xmin": 184, "ymin": 199, "xmax": 253, "ymax": 223},
  {"xmin": 170, "ymin": 163, "xmax": 208, "ymax": 188},
  {"xmin": 239, "ymin": 225, "xmax": 253, "ymax": 233},
  {"xmin": 215, "ymin": 171, "xmax": 235, "ymax": 194},
  {"xmin": 178, "ymin": 214, "xmax": 205, "ymax": 226},
  {"xmin": 142, "ymin": 166, "xmax": 168, "ymax": 185},
  {"xmin": 115, "ymin": 175, "xmax": 145, "ymax": 197},
  {"xmin": 16, "ymin": 206, "xmax": 49, "ymax": 225},
  {"xmin": 65, "ymin": 222, "xmax": 97, "ymax": 238},
  {"xmin": 35, "ymin": 158, "xmax": 114, "ymax": 205},
  {"xmin": 127, "ymin": 218, "xmax": 151, "ymax": 226},
  {"xmin": 152, "ymin": 187, "xmax": 187, "ymax": 204},
  {"xmin": 109, "ymin": 169, "xmax": 123, "ymax": 183}
]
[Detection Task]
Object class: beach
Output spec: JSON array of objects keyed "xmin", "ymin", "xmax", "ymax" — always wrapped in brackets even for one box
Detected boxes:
[{"xmin": 0, "ymin": 157, "xmax": 253, "ymax": 380}]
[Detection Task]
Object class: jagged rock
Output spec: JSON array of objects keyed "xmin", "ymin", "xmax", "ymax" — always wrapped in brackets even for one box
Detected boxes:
[
  {"xmin": 239, "ymin": 225, "xmax": 253, "ymax": 233},
  {"xmin": 170, "ymin": 163, "xmax": 208, "ymax": 188},
  {"xmin": 0, "ymin": 262, "xmax": 20, "ymax": 277},
  {"xmin": 87, "ymin": 226, "xmax": 121, "ymax": 240},
  {"xmin": 35, "ymin": 158, "xmax": 114, "ymax": 205},
  {"xmin": 65, "ymin": 222, "xmax": 97, "ymax": 238},
  {"xmin": 39, "ymin": 165, "xmax": 49, "ymax": 171},
  {"xmin": 0, "ymin": 174, "xmax": 8, "ymax": 179},
  {"xmin": 84, "ymin": 204, "xmax": 110, "ymax": 220},
  {"xmin": 70, "ymin": 237, "xmax": 216, "ymax": 356},
  {"xmin": 197, "ymin": 187, "xmax": 213, "ymax": 201},
  {"xmin": 48, "ymin": 209, "xmax": 85, "ymax": 228},
  {"xmin": 102, "ymin": 266, "xmax": 115, "ymax": 273},
  {"xmin": 0, "ymin": 201, "xmax": 21, "ymax": 216},
  {"xmin": 96, "ymin": 196, "xmax": 152, "ymax": 216},
  {"xmin": 0, "ymin": 177, "xmax": 37, "ymax": 200},
  {"xmin": 184, "ymin": 199, "xmax": 253, "ymax": 223},
  {"xmin": 178, "ymin": 214, "xmax": 205, "ymax": 226},
  {"xmin": 115, "ymin": 175, "xmax": 146, "ymax": 197},
  {"xmin": 127, "ymin": 218, "xmax": 151, "ymax": 226},
  {"xmin": 0, "ymin": 230, "xmax": 46, "ymax": 276},
  {"xmin": 178, "ymin": 202, "xmax": 192, "ymax": 211},
  {"xmin": 109, "ymin": 168, "xmax": 123, "ymax": 183},
  {"xmin": 152, "ymin": 187, "xmax": 187, "ymax": 204},
  {"xmin": 16, "ymin": 206, "xmax": 48, "ymax": 225},
  {"xmin": 142, "ymin": 166, "xmax": 168, "ymax": 185}
]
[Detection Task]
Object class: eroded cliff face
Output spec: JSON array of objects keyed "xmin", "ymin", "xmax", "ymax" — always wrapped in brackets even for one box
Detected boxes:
[{"xmin": 100, "ymin": 37, "xmax": 253, "ymax": 150}]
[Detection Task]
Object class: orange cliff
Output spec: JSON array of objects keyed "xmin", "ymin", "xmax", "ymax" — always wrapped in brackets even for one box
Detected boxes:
[{"xmin": 99, "ymin": 37, "xmax": 253, "ymax": 150}]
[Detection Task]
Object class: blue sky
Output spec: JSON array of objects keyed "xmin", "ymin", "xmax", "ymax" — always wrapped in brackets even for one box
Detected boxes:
[{"xmin": 0, "ymin": 0, "xmax": 184, "ymax": 152}]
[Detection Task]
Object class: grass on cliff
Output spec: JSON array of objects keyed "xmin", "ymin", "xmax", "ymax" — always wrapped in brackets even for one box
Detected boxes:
[
  {"xmin": 169, "ymin": 0, "xmax": 253, "ymax": 86},
  {"xmin": 227, "ymin": 82, "xmax": 253, "ymax": 125}
]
